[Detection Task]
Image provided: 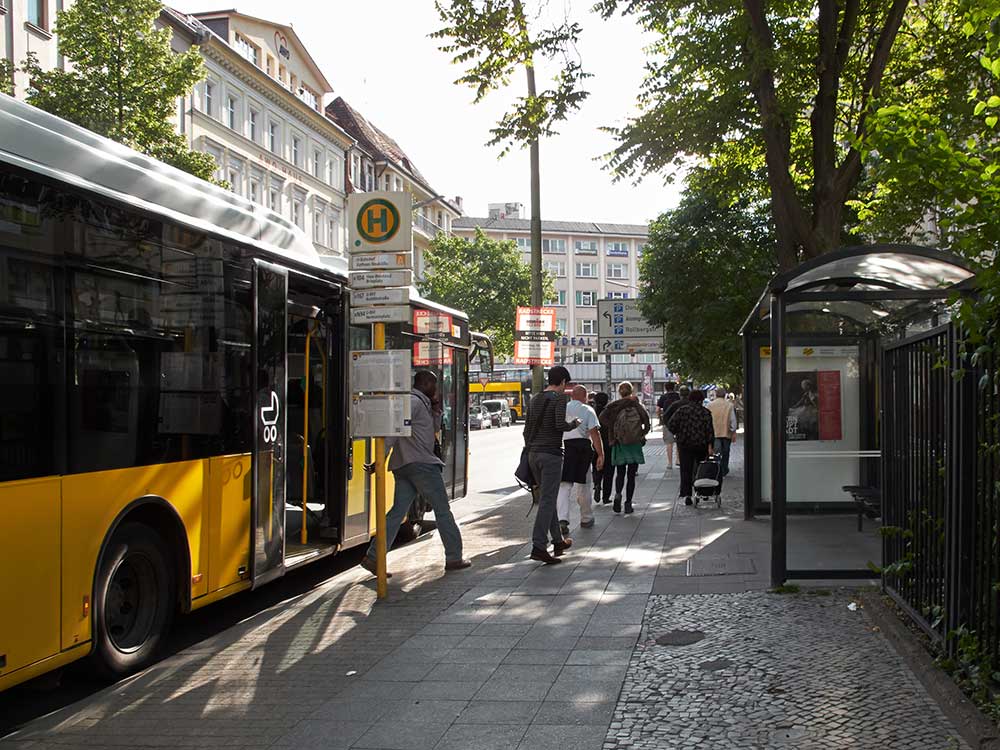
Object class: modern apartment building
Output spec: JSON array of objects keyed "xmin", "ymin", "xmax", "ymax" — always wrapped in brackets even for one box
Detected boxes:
[
  {"xmin": 326, "ymin": 97, "xmax": 462, "ymax": 278},
  {"xmin": 162, "ymin": 9, "xmax": 353, "ymax": 257}
]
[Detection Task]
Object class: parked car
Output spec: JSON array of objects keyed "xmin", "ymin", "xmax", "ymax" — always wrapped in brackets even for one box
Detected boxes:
[
  {"xmin": 470, "ymin": 405, "xmax": 492, "ymax": 430},
  {"xmin": 482, "ymin": 399, "xmax": 512, "ymax": 427}
]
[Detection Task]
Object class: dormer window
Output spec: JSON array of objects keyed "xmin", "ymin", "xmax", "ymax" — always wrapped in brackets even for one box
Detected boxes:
[
  {"xmin": 297, "ymin": 86, "xmax": 318, "ymax": 110},
  {"xmin": 234, "ymin": 34, "xmax": 259, "ymax": 67}
]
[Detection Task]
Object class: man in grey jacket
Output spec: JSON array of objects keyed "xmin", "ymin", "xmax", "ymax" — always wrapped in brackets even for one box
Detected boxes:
[{"xmin": 360, "ymin": 370, "xmax": 471, "ymax": 577}]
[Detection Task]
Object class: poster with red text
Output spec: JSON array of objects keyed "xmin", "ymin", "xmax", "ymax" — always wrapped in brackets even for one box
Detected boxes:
[{"xmin": 817, "ymin": 370, "xmax": 843, "ymax": 441}]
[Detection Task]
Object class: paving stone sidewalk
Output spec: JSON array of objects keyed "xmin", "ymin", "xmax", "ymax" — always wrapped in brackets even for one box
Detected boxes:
[{"xmin": 1, "ymin": 438, "xmax": 969, "ymax": 750}]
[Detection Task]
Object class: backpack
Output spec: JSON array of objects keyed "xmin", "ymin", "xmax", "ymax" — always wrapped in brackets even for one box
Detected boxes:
[{"xmin": 614, "ymin": 404, "xmax": 645, "ymax": 445}]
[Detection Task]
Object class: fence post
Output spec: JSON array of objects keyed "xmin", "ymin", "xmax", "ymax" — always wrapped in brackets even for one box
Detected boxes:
[{"xmin": 947, "ymin": 323, "xmax": 975, "ymax": 652}]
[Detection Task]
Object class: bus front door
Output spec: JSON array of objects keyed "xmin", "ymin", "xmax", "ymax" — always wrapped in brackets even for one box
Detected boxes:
[{"xmin": 251, "ymin": 260, "xmax": 288, "ymax": 587}]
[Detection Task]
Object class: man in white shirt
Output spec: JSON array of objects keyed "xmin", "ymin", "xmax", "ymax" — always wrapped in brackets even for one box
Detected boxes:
[{"xmin": 557, "ymin": 385, "xmax": 605, "ymax": 532}]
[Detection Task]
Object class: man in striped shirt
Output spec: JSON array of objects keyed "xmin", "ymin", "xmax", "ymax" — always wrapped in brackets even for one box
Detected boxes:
[{"xmin": 524, "ymin": 366, "xmax": 580, "ymax": 564}]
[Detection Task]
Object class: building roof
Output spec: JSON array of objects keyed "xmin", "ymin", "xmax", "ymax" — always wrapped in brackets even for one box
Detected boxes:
[
  {"xmin": 326, "ymin": 97, "xmax": 430, "ymax": 187},
  {"xmin": 190, "ymin": 8, "xmax": 333, "ymax": 93},
  {"xmin": 453, "ymin": 216, "xmax": 649, "ymax": 237}
]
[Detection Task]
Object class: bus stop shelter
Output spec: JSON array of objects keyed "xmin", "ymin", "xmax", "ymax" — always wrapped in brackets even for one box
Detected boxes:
[{"xmin": 740, "ymin": 245, "xmax": 975, "ymax": 585}]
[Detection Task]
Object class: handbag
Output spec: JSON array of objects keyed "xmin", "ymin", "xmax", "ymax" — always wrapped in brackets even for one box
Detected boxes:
[{"xmin": 514, "ymin": 394, "xmax": 551, "ymax": 490}]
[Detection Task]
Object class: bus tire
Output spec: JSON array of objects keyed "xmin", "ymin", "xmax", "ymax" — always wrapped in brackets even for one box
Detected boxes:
[{"xmin": 91, "ymin": 522, "xmax": 176, "ymax": 679}]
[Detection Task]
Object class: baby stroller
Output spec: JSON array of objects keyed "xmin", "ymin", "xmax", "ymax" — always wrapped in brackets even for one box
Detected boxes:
[{"xmin": 693, "ymin": 454, "xmax": 723, "ymax": 508}]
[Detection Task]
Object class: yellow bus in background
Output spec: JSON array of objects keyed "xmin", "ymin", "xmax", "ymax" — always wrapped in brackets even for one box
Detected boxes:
[
  {"xmin": 468, "ymin": 381, "xmax": 527, "ymax": 421},
  {"xmin": 0, "ymin": 95, "xmax": 484, "ymax": 692}
]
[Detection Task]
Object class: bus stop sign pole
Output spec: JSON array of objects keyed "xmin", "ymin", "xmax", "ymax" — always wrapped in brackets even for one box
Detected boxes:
[{"xmin": 374, "ymin": 321, "xmax": 388, "ymax": 599}]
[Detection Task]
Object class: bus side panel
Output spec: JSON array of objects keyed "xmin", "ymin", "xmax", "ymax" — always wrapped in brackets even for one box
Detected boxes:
[
  {"xmin": 206, "ymin": 454, "xmax": 252, "ymax": 594},
  {"xmin": 60, "ymin": 461, "xmax": 207, "ymax": 650},
  {"xmin": 0, "ymin": 477, "xmax": 61, "ymax": 678}
]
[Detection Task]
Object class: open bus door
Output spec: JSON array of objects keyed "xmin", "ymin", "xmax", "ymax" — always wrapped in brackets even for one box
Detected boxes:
[{"xmin": 251, "ymin": 260, "xmax": 288, "ymax": 587}]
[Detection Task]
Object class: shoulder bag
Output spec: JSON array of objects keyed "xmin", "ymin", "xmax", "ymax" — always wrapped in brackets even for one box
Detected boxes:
[{"xmin": 514, "ymin": 394, "xmax": 551, "ymax": 490}]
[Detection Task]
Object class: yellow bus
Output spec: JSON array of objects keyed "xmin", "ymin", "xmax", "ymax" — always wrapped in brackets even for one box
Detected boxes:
[
  {"xmin": 468, "ymin": 380, "xmax": 529, "ymax": 421},
  {"xmin": 0, "ymin": 95, "xmax": 486, "ymax": 691}
]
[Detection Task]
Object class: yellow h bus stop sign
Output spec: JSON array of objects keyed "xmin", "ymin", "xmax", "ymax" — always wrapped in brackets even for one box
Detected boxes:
[{"xmin": 348, "ymin": 192, "xmax": 412, "ymax": 254}]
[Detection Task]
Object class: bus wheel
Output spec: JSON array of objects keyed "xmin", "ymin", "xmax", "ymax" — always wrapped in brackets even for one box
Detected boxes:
[{"xmin": 91, "ymin": 522, "xmax": 176, "ymax": 678}]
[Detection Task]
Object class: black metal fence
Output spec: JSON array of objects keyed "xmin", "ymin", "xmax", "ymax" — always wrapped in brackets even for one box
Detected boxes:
[{"xmin": 882, "ymin": 325, "xmax": 1000, "ymax": 665}]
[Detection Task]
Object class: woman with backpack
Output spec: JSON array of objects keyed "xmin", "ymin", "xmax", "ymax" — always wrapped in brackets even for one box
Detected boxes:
[
  {"xmin": 598, "ymin": 381, "xmax": 651, "ymax": 514},
  {"xmin": 667, "ymin": 389, "xmax": 716, "ymax": 506}
]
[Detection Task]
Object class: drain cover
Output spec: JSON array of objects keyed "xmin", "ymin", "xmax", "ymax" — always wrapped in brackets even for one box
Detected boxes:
[
  {"xmin": 655, "ymin": 629, "xmax": 706, "ymax": 646},
  {"xmin": 699, "ymin": 658, "xmax": 732, "ymax": 671}
]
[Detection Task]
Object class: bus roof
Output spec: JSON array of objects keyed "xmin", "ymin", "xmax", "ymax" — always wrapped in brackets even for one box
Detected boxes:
[{"xmin": 0, "ymin": 94, "xmax": 338, "ymax": 278}]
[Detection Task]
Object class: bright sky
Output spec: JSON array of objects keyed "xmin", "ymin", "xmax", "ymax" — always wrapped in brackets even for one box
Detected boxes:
[{"xmin": 173, "ymin": 0, "xmax": 682, "ymax": 225}]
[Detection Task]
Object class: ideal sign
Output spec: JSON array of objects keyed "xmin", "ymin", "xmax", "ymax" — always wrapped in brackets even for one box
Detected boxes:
[{"xmin": 348, "ymin": 191, "xmax": 413, "ymax": 254}]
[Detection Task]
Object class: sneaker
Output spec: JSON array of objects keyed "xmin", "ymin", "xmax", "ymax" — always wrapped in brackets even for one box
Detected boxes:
[
  {"xmin": 445, "ymin": 559, "xmax": 473, "ymax": 571},
  {"xmin": 530, "ymin": 547, "xmax": 562, "ymax": 564},
  {"xmin": 559, "ymin": 519, "xmax": 570, "ymax": 537},
  {"xmin": 580, "ymin": 518, "xmax": 595, "ymax": 528},
  {"xmin": 624, "ymin": 501, "xmax": 634, "ymax": 515},
  {"xmin": 360, "ymin": 556, "xmax": 392, "ymax": 578},
  {"xmin": 684, "ymin": 496, "xmax": 693, "ymax": 506},
  {"xmin": 553, "ymin": 538, "xmax": 573, "ymax": 556}
]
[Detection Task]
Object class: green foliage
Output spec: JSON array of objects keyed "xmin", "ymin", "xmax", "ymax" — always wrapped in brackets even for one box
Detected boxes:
[
  {"xmin": 637, "ymin": 171, "xmax": 777, "ymax": 384},
  {"xmin": 433, "ymin": 0, "xmax": 590, "ymax": 156},
  {"xmin": 19, "ymin": 0, "xmax": 217, "ymax": 182},
  {"xmin": 0, "ymin": 59, "xmax": 13, "ymax": 97},
  {"xmin": 418, "ymin": 229, "xmax": 551, "ymax": 357},
  {"xmin": 599, "ymin": 0, "xmax": 922, "ymax": 267}
]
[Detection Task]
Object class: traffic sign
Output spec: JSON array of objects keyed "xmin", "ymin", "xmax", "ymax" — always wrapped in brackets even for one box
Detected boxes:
[
  {"xmin": 599, "ymin": 337, "xmax": 663, "ymax": 354},
  {"xmin": 413, "ymin": 341, "xmax": 453, "ymax": 366},
  {"xmin": 479, "ymin": 376, "xmax": 490, "ymax": 389},
  {"xmin": 348, "ymin": 191, "xmax": 412, "ymax": 254},
  {"xmin": 349, "ymin": 252, "xmax": 413, "ymax": 271},
  {"xmin": 353, "ymin": 287, "xmax": 410, "ymax": 306},
  {"xmin": 513, "ymin": 339, "xmax": 555, "ymax": 365},
  {"xmin": 350, "ymin": 270, "xmax": 413, "ymax": 289},
  {"xmin": 350, "ymin": 305, "xmax": 411, "ymax": 325}
]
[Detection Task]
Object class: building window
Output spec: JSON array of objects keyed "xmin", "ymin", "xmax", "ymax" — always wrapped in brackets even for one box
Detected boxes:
[
  {"xmin": 580, "ymin": 349, "xmax": 599, "ymax": 363},
  {"xmin": 312, "ymin": 210, "xmax": 323, "ymax": 243},
  {"xmin": 365, "ymin": 164, "xmax": 375, "ymax": 192},
  {"xmin": 248, "ymin": 108, "xmax": 259, "ymax": 142},
  {"xmin": 578, "ymin": 319, "xmax": 597, "ymax": 335},
  {"xmin": 637, "ymin": 243, "xmax": 646, "ymax": 257},
  {"xmin": 292, "ymin": 195, "xmax": 305, "ymax": 229},
  {"xmin": 350, "ymin": 155, "xmax": 360, "ymax": 187},
  {"xmin": 607, "ymin": 241, "xmax": 629, "ymax": 257},
  {"xmin": 556, "ymin": 318, "xmax": 568, "ymax": 335},
  {"xmin": 545, "ymin": 290, "xmax": 567, "ymax": 306},
  {"xmin": 384, "ymin": 174, "xmax": 391, "ymax": 191},
  {"xmin": 27, "ymin": 0, "xmax": 45, "ymax": 28},
  {"xmin": 576, "ymin": 290, "xmax": 596, "ymax": 307},
  {"xmin": 249, "ymin": 177, "xmax": 261, "ymax": 204},
  {"xmin": 269, "ymin": 181, "xmax": 283, "ymax": 212},
  {"xmin": 227, "ymin": 159, "xmax": 244, "ymax": 195},
  {"xmin": 607, "ymin": 290, "xmax": 628, "ymax": 299},
  {"xmin": 205, "ymin": 144, "xmax": 224, "ymax": 183},
  {"xmin": 327, "ymin": 211, "xmax": 340, "ymax": 251},
  {"xmin": 327, "ymin": 155, "xmax": 343, "ymax": 190},
  {"xmin": 226, "ymin": 95, "xmax": 237, "ymax": 129},
  {"xmin": 542, "ymin": 238, "xmax": 566, "ymax": 254},
  {"xmin": 575, "ymin": 240, "xmax": 598, "ymax": 255},
  {"xmin": 234, "ymin": 34, "xmax": 259, "ymax": 67},
  {"xmin": 607, "ymin": 262, "xmax": 628, "ymax": 280},
  {"xmin": 266, "ymin": 55, "xmax": 275, "ymax": 77},
  {"xmin": 268, "ymin": 121, "xmax": 279, "ymax": 153},
  {"xmin": 313, "ymin": 149, "xmax": 323, "ymax": 179},
  {"xmin": 291, "ymin": 136, "xmax": 301, "ymax": 167},
  {"xmin": 515, "ymin": 238, "xmax": 532, "ymax": 253},
  {"xmin": 543, "ymin": 260, "xmax": 566, "ymax": 278},
  {"xmin": 575, "ymin": 262, "xmax": 598, "ymax": 278},
  {"xmin": 297, "ymin": 87, "xmax": 318, "ymax": 110},
  {"xmin": 204, "ymin": 81, "xmax": 215, "ymax": 116},
  {"xmin": 278, "ymin": 65, "xmax": 288, "ymax": 89}
]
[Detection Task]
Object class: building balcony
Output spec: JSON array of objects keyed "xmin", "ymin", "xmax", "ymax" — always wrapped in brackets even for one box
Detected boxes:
[{"xmin": 414, "ymin": 213, "xmax": 444, "ymax": 239}]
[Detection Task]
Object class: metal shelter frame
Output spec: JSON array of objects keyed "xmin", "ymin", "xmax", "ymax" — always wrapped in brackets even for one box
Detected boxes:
[{"xmin": 739, "ymin": 244, "xmax": 976, "ymax": 585}]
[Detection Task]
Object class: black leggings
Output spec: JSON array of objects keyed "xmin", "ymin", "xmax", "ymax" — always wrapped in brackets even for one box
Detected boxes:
[{"xmin": 614, "ymin": 463, "xmax": 639, "ymax": 502}]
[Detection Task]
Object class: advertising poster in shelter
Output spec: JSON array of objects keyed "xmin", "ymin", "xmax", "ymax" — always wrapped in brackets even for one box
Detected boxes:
[{"xmin": 784, "ymin": 370, "xmax": 842, "ymax": 441}]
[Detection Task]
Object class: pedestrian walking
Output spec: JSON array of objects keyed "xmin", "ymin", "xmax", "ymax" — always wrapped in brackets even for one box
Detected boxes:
[
  {"xmin": 557, "ymin": 385, "xmax": 605, "ymax": 534},
  {"xmin": 359, "ymin": 370, "xmax": 470, "ymax": 578},
  {"xmin": 524, "ymin": 366, "xmax": 580, "ymax": 564},
  {"xmin": 707, "ymin": 386, "xmax": 738, "ymax": 477},
  {"xmin": 599, "ymin": 381, "xmax": 650, "ymax": 514},
  {"xmin": 667, "ymin": 389, "xmax": 715, "ymax": 506},
  {"xmin": 656, "ymin": 382, "xmax": 681, "ymax": 471},
  {"xmin": 591, "ymin": 391, "xmax": 612, "ymax": 505},
  {"xmin": 662, "ymin": 385, "xmax": 689, "ymax": 468}
]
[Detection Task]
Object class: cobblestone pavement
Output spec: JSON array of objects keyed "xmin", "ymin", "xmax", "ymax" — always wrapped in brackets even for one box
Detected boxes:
[
  {"xmin": 606, "ymin": 592, "xmax": 968, "ymax": 750},
  {"xmin": 0, "ymin": 435, "xmax": 970, "ymax": 750}
]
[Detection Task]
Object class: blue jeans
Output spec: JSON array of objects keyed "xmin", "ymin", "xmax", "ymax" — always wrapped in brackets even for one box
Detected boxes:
[
  {"xmin": 528, "ymin": 451, "xmax": 565, "ymax": 550},
  {"xmin": 365, "ymin": 462, "xmax": 463, "ymax": 563},
  {"xmin": 714, "ymin": 437, "xmax": 732, "ymax": 476}
]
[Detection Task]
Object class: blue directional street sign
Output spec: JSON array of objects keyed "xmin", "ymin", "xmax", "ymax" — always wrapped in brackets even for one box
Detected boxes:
[{"xmin": 597, "ymin": 298, "xmax": 664, "ymax": 355}]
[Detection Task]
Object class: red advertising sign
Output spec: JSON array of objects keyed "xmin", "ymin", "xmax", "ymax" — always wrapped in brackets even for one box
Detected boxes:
[
  {"xmin": 413, "ymin": 309, "xmax": 453, "ymax": 335},
  {"xmin": 412, "ymin": 341, "xmax": 453, "ymax": 366},
  {"xmin": 512, "ymin": 339, "xmax": 555, "ymax": 366},
  {"xmin": 817, "ymin": 370, "xmax": 843, "ymax": 441},
  {"xmin": 515, "ymin": 306, "xmax": 557, "ymax": 334}
]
